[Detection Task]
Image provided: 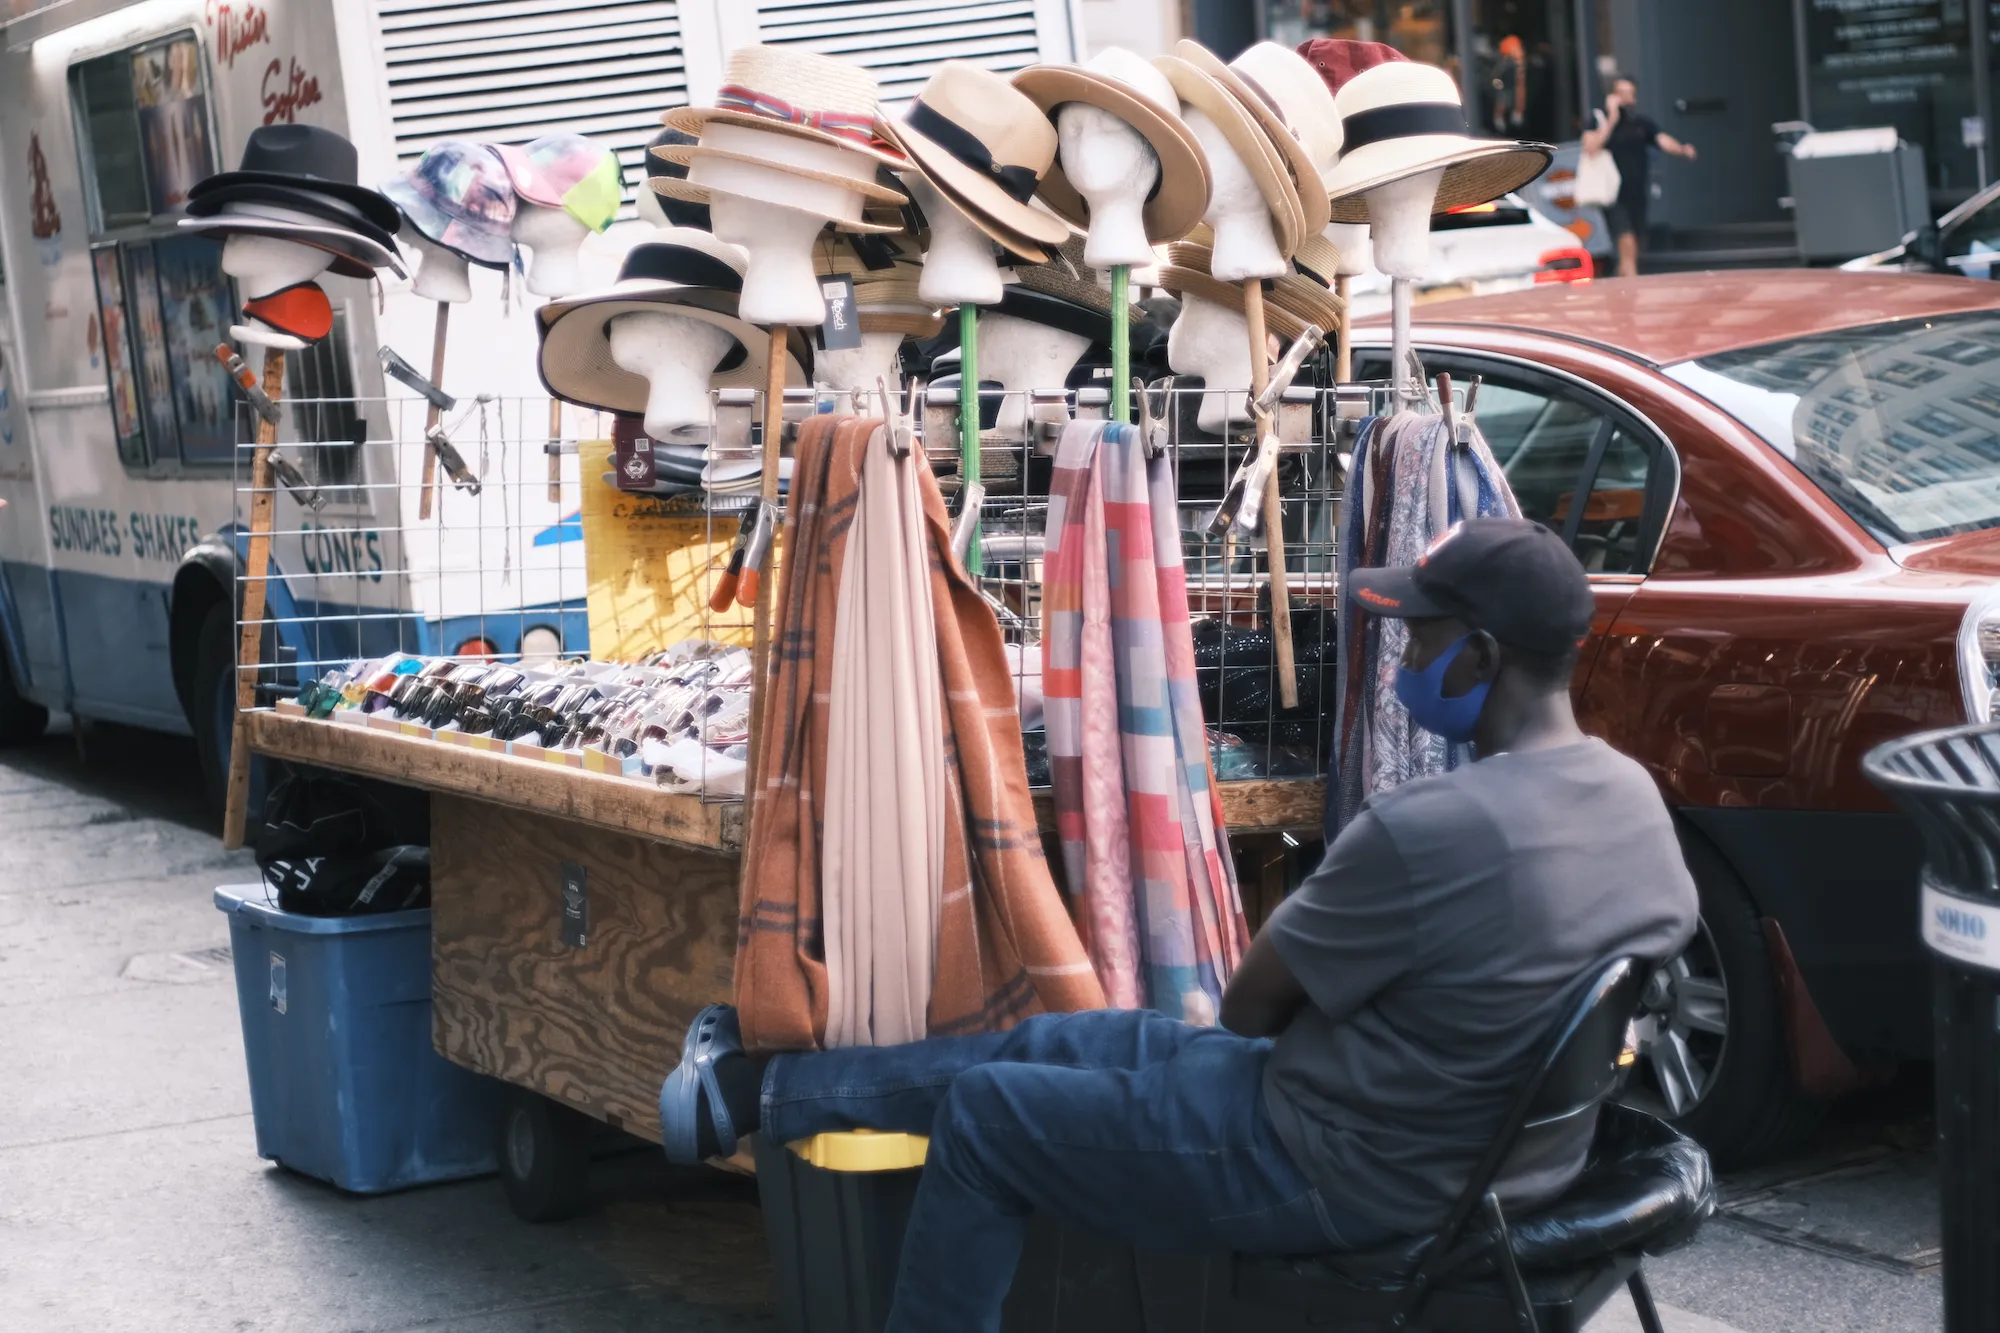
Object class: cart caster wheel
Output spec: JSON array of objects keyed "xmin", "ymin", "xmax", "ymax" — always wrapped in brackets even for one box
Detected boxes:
[{"xmin": 498, "ymin": 1088, "xmax": 592, "ymax": 1223}]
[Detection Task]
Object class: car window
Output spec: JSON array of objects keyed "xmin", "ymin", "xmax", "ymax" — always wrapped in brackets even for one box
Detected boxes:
[
  {"xmin": 1666, "ymin": 312, "xmax": 2000, "ymax": 543},
  {"xmin": 1942, "ymin": 191, "xmax": 2000, "ymax": 277}
]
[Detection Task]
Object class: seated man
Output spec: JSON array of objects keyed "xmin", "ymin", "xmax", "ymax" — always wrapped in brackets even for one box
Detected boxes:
[{"xmin": 660, "ymin": 518, "xmax": 1698, "ymax": 1333}]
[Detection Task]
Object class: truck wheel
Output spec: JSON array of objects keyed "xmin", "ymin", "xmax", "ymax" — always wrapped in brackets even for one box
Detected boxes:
[
  {"xmin": 1628, "ymin": 836, "xmax": 1823, "ymax": 1167},
  {"xmin": 497, "ymin": 1087, "xmax": 593, "ymax": 1223},
  {"xmin": 0, "ymin": 646, "xmax": 48, "ymax": 746},
  {"xmin": 190, "ymin": 603, "xmax": 237, "ymax": 814}
]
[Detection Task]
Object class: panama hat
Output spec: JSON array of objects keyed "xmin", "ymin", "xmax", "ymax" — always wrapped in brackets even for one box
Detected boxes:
[
  {"xmin": 180, "ymin": 187, "xmax": 404, "ymax": 280},
  {"xmin": 879, "ymin": 61, "xmax": 1072, "ymax": 253},
  {"xmin": 536, "ymin": 231, "xmax": 810, "ymax": 414},
  {"xmin": 650, "ymin": 123, "xmax": 907, "ymax": 234},
  {"xmin": 493, "ymin": 133, "xmax": 623, "ymax": 232},
  {"xmin": 380, "ymin": 140, "xmax": 518, "ymax": 268},
  {"xmin": 1321, "ymin": 62, "xmax": 1551, "ymax": 224},
  {"xmin": 188, "ymin": 124, "xmax": 400, "ymax": 233},
  {"xmin": 663, "ymin": 45, "xmax": 906, "ymax": 169},
  {"xmin": 1153, "ymin": 53, "xmax": 1303, "ymax": 258},
  {"xmin": 1012, "ymin": 47, "xmax": 1210, "ymax": 245},
  {"xmin": 1176, "ymin": 41, "xmax": 1335, "ymax": 237}
]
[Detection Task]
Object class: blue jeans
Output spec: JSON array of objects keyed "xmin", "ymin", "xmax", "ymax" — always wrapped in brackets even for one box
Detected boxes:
[{"xmin": 762, "ymin": 1008, "xmax": 1387, "ymax": 1333}]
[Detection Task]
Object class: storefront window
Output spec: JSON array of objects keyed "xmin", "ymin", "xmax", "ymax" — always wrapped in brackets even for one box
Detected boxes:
[{"xmin": 1803, "ymin": 0, "xmax": 1981, "ymax": 205}]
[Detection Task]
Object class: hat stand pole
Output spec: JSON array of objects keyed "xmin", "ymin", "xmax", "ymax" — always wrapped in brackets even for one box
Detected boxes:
[
  {"xmin": 546, "ymin": 399, "xmax": 562, "ymax": 504},
  {"xmin": 221, "ymin": 346, "xmax": 287, "ymax": 850},
  {"xmin": 1334, "ymin": 275, "xmax": 1353, "ymax": 383},
  {"xmin": 744, "ymin": 323, "xmax": 789, "ymax": 824},
  {"xmin": 1389, "ymin": 275, "xmax": 1413, "ymax": 407},
  {"xmin": 418, "ymin": 301, "xmax": 449, "ymax": 520},
  {"xmin": 1110, "ymin": 264, "xmax": 1131, "ymax": 424},
  {"xmin": 959, "ymin": 303, "xmax": 981, "ymax": 576},
  {"xmin": 1242, "ymin": 279, "xmax": 1299, "ymax": 712}
]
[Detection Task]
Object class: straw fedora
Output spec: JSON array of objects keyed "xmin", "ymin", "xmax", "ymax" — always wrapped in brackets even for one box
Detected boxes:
[
  {"xmin": 1153, "ymin": 54, "xmax": 1303, "ymax": 259},
  {"xmin": 536, "ymin": 231, "xmax": 811, "ymax": 415},
  {"xmin": 1012, "ymin": 47, "xmax": 1210, "ymax": 244},
  {"xmin": 1156, "ymin": 266, "xmax": 1335, "ymax": 345},
  {"xmin": 663, "ymin": 46, "xmax": 906, "ymax": 169},
  {"xmin": 1175, "ymin": 41, "xmax": 1335, "ymax": 236},
  {"xmin": 650, "ymin": 129, "xmax": 907, "ymax": 233},
  {"xmin": 881, "ymin": 61, "xmax": 1072, "ymax": 253},
  {"xmin": 1321, "ymin": 62, "xmax": 1551, "ymax": 224},
  {"xmin": 1181, "ymin": 224, "xmax": 1343, "ymax": 287}
]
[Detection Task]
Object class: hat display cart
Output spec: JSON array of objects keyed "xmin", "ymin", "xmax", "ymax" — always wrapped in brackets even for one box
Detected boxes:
[{"xmin": 181, "ymin": 124, "xmax": 406, "ymax": 849}]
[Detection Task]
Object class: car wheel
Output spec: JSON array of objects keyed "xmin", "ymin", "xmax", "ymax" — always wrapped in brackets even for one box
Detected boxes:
[
  {"xmin": 1625, "ymin": 836, "xmax": 1823, "ymax": 1167},
  {"xmin": 497, "ymin": 1087, "xmax": 593, "ymax": 1223},
  {"xmin": 0, "ymin": 645, "xmax": 48, "ymax": 746}
]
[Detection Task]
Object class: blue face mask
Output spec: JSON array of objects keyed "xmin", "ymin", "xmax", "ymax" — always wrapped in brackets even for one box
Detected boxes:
[{"xmin": 1394, "ymin": 633, "xmax": 1493, "ymax": 744}]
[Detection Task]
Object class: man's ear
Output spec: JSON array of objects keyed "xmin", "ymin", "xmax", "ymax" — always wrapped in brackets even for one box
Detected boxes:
[{"xmin": 1471, "ymin": 630, "xmax": 1503, "ymax": 683}]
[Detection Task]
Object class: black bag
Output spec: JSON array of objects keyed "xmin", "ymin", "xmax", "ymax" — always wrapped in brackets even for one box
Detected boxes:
[{"xmin": 255, "ymin": 767, "xmax": 431, "ymax": 916}]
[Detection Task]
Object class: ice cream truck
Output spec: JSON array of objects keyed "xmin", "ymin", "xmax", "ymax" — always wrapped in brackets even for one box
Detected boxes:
[{"xmin": 0, "ymin": 0, "xmax": 1081, "ymax": 809}]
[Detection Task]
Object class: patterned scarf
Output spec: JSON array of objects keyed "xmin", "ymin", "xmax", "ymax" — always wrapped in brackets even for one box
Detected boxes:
[
  {"xmin": 1043, "ymin": 421, "xmax": 1248, "ymax": 1022},
  {"xmin": 735, "ymin": 415, "xmax": 1102, "ymax": 1052}
]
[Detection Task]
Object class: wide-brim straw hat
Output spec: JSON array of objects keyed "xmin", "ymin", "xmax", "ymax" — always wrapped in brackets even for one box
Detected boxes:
[
  {"xmin": 1011, "ymin": 235, "xmax": 1143, "ymax": 322},
  {"xmin": 536, "ymin": 232, "xmax": 811, "ymax": 413},
  {"xmin": 663, "ymin": 45, "xmax": 907, "ymax": 169},
  {"xmin": 881, "ymin": 61, "xmax": 1072, "ymax": 252},
  {"xmin": 1174, "ymin": 227, "xmax": 1344, "ymax": 288},
  {"xmin": 179, "ymin": 206, "xmax": 406, "ymax": 281},
  {"xmin": 1158, "ymin": 266, "xmax": 1331, "ymax": 346},
  {"xmin": 1322, "ymin": 62, "xmax": 1551, "ymax": 224},
  {"xmin": 1012, "ymin": 48, "xmax": 1210, "ymax": 245},
  {"xmin": 651, "ymin": 136, "xmax": 906, "ymax": 234},
  {"xmin": 1153, "ymin": 54, "xmax": 1303, "ymax": 260},
  {"xmin": 1175, "ymin": 41, "xmax": 1332, "ymax": 237},
  {"xmin": 860, "ymin": 308, "xmax": 944, "ymax": 338}
]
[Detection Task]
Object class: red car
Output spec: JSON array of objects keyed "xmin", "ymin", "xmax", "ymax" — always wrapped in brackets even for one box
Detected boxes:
[{"xmin": 1355, "ymin": 270, "xmax": 2000, "ymax": 1165}]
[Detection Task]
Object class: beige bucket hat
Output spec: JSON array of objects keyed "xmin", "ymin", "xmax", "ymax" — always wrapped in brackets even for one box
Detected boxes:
[
  {"xmin": 1153, "ymin": 52, "xmax": 1304, "ymax": 260},
  {"xmin": 1321, "ymin": 62, "xmax": 1552, "ymax": 224},
  {"xmin": 536, "ymin": 230, "xmax": 810, "ymax": 415},
  {"xmin": 1012, "ymin": 47, "xmax": 1211, "ymax": 245},
  {"xmin": 881, "ymin": 61, "xmax": 1073, "ymax": 253},
  {"xmin": 1175, "ymin": 41, "xmax": 1335, "ymax": 237}
]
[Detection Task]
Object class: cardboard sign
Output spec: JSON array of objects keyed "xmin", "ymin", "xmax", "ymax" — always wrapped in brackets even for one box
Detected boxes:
[{"xmin": 577, "ymin": 464, "xmax": 756, "ymax": 658}]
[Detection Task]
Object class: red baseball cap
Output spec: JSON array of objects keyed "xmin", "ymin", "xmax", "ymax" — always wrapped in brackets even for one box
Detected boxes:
[{"xmin": 1297, "ymin": 38, "xmax": 1408, "ymax": 98}]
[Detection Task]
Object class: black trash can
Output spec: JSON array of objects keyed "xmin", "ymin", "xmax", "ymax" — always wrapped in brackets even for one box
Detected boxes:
[{"xmin": 1864, "ymin": 723, "xmax": 2000, "ymax": 1333}]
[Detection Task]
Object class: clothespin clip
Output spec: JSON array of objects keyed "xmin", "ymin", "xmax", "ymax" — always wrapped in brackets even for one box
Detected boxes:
[
  {"xmin": 709, "ymin": 505, "xmax": 761, "ymax": 613},
  {"xmin": 1251, "ymin": 326, "xmax": 1326, "ymax": 418},
  {"xmin": 1438, "ymin": 372, "xmax": 1456, "ymax": 439},
  {"xmin": 1459, "ymin": 375, "xmax": 1482, "ymax": 444},
  {"xmin": 1028, "ymin": 388, "xmax": 1070, "ymax": 455},
  {"xmin": 423, "ymin": 426, "xmax": 481, "ymax": 494},
  {"xmin": 1135, "ymin": 377, "xmax": 1171, "ymax": 460},
  {"xmin": 712, "ymin": 387, "xmax": 757, "ymax": 457},
  {"xmin": 266, "ymin": 451, "xmax": 325, "ymax": 511},
  {"xmin": 213, "ymin": 345, "xmax": 283, "ymax": 427},
  {"xmin": 378, "ymin": 345, "xmax": 456, "ymax": 413},
  {"xmin": 736, "ymin": 500, "xmax": 778, "ymax": 607},
  {"xmin": 878, "ymin": 375, "xmax": 916, "ymax": 459},
  {"xmin": 950, "ymin": 482, "xmax": 986, "ymax": 567},
  {"xmin": 1209, "ymin": 431, "xmax": 1277, "ymax": 538}
]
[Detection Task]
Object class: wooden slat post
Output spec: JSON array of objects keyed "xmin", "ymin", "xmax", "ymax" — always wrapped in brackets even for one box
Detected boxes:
[
  {"xmin": 1243, "ymin": 280, "xmax": 1298, "ymax": 710},
  {"xmin": 1334, "ymin": 274, "xmax": 1352, "ymax": 383},
  {"xmin": 743, "ymin": 325, "xmax": 788, "ymax": 823},
  {"xmin": 546, "ymin": 398, "xmax": 563, "ymax": 503},
  {"xmin": 221, "ymin": 346, "xmax": 286, "ymax": 850}
]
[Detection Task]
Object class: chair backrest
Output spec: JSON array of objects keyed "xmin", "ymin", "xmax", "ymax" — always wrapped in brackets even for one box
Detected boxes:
[{"xmin": 1401, "ymin": 958, "xmax": 1648, "ymax": 1290}]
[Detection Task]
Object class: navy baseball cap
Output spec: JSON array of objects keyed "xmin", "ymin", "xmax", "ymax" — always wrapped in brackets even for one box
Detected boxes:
[{"xmin": 1347, "ymin": 518, "xmax": 1594, "ymax": 654}]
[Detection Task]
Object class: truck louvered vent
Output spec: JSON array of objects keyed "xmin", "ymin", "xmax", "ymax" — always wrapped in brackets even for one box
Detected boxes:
[
  {"xmin": 373, "ymin": 0, "xmax": 687, "ymax": 212},
  {"xmin": 752, "ymin": 0, "xmax": 1044, "ymax": 107}
]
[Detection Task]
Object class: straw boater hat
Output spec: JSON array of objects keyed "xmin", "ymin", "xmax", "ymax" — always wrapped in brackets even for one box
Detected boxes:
[
  {"xmin": 1321, "ymin": 62, "xmax": 1551, "ymax": 224},
  {"xmin": 1175, "ymin": 41, "xmax": 1337, "ymax": 237},
  {"xmin": 1152, "ymin": 53, "xmax": 1303, "ymax": 260},
  {"xmin": 1012, "ymin": 47, "xmax": 1211, "ymax": 245},
  {"xmin": 536, "ymin": 229, "xmax": 810, "ymax": 416},
  {"xmin": 881, "ymin": 61, "xmax": 1073, "ymax": 256},
  {"xmin": 653, "ymin": 46, "xmax": 908, "ymax": 233},
  {"xmin": 803, "ymin": 234, "xmax": 941, "ymax": 338}
]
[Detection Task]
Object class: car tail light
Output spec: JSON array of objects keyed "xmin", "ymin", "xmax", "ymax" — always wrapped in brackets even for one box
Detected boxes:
[
  {"xmin": 1534, "ymin": 247, "xmax": 1595, "ymax": 284},
  {"xmin": 454, "ymin": 636, "xmax": 499, "ymax": 660},
  {"xmin": 1959, "ymin": 592, "xmax": 2000, "ymax": 721}
]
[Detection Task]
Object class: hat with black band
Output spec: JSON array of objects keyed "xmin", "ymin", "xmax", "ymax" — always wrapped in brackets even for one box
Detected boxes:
[
  {"xmin": 1320, "ymin": 62, "xmax": 1552, "ymax": 225},
  {"xmin": 882, "ymin": 61, "xmax": 1073, "ymax": 254},
  {"xmin": 1347, "ymin": 518, "xmax": 1594, "ymax": 656}
]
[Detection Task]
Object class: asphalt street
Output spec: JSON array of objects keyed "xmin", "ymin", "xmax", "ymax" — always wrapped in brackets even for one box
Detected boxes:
[{"xmin": 0, "ymin": 720, "xmax": 1946, "ymax": 1332}]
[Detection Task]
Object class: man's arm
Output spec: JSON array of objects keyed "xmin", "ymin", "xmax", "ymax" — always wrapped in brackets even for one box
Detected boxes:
[
  {"xmin": 1656, "ymin": 130, "xmax": 1696, "ymax": 161},
  {"xmin": 1581, "ymin": 97, "xmax": 1619, "ymax": 152},
  {"xmin": 1220, "ymin": 930, "xmax": 1307, "ymax": 1037}
]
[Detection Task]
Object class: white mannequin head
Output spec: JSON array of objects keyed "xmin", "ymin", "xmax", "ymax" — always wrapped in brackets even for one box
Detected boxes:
[
  {"xmin": 978, "ymin": 312, "xmax": 1092, "ymax": 438},
  {"xmin": 512, "ymin": 203, "xmax": 591, "ymax": 298},
  {"xmin": 402, "ymin": 229, "xmax": 474, "ymax": 303},
  {"xmin": 904, "ymin": 173, "xmax": 1005, "ymax": 307},
  {"xmin": 1168, "ymin": 293, "xmax": 1254, "ymax": 433},
  {"xmin": 1323, "ymin": 222, "xmax": 1372, "ymax": 277},
  {"xmin": 636, "ymin": 185, "xmax": 670, "ymax": 230},
  {"xmin": 220, "ymin": 233, "xmax": 335, "ymax": 349},
  {"xmin": 816, "ymin": 330, "xmax": 906, "ymax": 401},
  {"xmin": 1364, "ymin": 166, "xmax": 1446, "ymax": 279},
  {"xmin": 607, "ymin": 310, "xmax": 737, "ymax": 441},
  {"xmin": 1056, "ymin": 49, "xmax": 1175, "ymax": 269},
  {"xmin": 707, "ymin": 192, "xmax": 834, "ymax": 326},
  {"xmin": 1184, "ymin": 107, "xmax": 1283, "ymax": 282}
]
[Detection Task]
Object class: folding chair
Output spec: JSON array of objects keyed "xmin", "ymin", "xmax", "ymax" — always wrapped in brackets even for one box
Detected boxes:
[{"xmin": 1232, "ymin": 956, "xmax": 1716, "ymax": 1333}]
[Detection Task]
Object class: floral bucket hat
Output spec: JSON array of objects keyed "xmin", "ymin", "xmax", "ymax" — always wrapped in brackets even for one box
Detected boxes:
[
  {"xmin": 380, "ymin": 140, "xmax": 518, "ymax": 269},
  {"xmin": 494, "ymin": 133, "xmax": 623, "ymax": 233}
]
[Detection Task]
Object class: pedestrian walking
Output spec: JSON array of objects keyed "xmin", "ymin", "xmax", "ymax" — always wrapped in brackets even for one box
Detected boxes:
[{"xmin": 1582, "ymin": 74, "xmax": 1696, "ymax": 277}]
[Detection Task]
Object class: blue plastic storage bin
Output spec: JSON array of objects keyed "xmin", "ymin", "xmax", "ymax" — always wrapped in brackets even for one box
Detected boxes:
[{"xmin": 215, "ymin": 884, "xmax": 502, "ymax": 1193}]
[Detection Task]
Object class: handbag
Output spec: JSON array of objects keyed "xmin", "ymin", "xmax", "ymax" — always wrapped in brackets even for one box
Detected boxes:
[{"xmin": 1573, "ymin": 110, "xmax": 1623, "ymax": 207}]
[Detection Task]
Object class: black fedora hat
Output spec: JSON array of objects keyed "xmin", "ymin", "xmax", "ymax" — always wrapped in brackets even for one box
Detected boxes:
[
  {"xmin": 186, "ymin": 181, "xmax": 399, "ymax": 250},
  {"xmin": 190, "ymin": 124, "xmax": 400, "ymax": 234}
]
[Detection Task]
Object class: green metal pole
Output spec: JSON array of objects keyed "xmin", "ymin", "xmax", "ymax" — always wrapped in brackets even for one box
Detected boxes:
[
  {"xmin": 959, "ymin": 302, "xmax": 980, "ymax": 575},
  {"xmin": 1110, "ymin": 264, "xmax": 1131, "ymax": 424}
]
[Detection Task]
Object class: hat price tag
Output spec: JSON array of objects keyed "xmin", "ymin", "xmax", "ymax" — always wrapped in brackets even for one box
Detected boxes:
[
  {"xmin": 613, "ymin": 415, "xmax": 656, "ymax": 492},
  {"xmin": 818, "ymin": 273, "xmax": 862, "ymax": 352}
]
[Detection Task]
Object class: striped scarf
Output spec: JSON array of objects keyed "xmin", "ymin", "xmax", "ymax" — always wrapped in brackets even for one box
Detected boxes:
[{"xmin": 1043, "ymin": 420, "xmax": 1248, "ymax": 1021}]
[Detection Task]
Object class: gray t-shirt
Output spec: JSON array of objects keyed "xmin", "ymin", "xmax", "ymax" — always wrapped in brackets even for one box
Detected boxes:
[{"xmin": 1262, "ymin": 739, "xmax": 1697, "ymax": 1239}]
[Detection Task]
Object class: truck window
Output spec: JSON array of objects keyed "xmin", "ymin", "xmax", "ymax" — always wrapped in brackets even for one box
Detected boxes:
[{"xmin": 70, "ymin": 31, "xmax": 238, "ymax": 471}]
